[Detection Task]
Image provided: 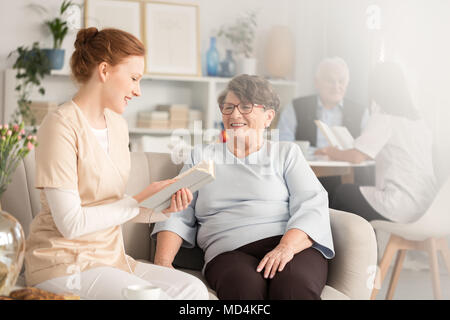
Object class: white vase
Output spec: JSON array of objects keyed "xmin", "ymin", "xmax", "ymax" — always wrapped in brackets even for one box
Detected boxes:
[
  {"xmin": 0, "ymin": 209, "xmax": 26, "ymax": 295},
  {"xmin": 237, "ymin": 57, "xmax": 257, "ymax": 75}
]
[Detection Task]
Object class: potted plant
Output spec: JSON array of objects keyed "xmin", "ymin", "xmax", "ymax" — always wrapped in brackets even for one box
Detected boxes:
[
  {"xmin": 217, "ymin": 10, "xmax": 258, "ymax": 75},
  {"xmin": 42, "ymin": 0, "xmax": 73, "ymax": 70},
  {"xmin": 8, "ymin": 42, "xmax": 51, "ymax": 130}
]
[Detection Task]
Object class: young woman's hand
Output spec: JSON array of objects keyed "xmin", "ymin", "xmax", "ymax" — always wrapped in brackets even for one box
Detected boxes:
[
  {"xmin": 314, "ymin": 146, "xmax": 336, "ymax": 157},
  {"xmin": 315, "ymin": 147, "xmax": 371, "ymax": 164},
  {"xmin": 133, "ymin": 179, "xmax": 177, "ymax": 204}
]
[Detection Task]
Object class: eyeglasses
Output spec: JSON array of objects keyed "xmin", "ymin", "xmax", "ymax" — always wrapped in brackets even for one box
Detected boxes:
[{"xmin": 219, "ymin": 103, "xmax": 266, "ymax": 115}]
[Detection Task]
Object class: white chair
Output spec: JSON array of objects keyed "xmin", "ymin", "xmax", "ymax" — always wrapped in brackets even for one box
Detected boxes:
[{"xmin": 370, "ymin": 177, "xmax": 450, "ymax": 299}]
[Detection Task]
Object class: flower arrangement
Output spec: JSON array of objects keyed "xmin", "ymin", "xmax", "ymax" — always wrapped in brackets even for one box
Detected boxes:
[{"xmin": 0, "ymin": 122, "xmax": 38, "ymax": 197}]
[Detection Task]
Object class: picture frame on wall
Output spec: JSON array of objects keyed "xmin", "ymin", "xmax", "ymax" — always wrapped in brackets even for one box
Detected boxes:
[
  {"xmin": 143, "ymin": 1, "xmax": 200, "ymax": 76},
  {"xmin": 85, "ymin": 0, "xmax": 143, "ymax": 40}
]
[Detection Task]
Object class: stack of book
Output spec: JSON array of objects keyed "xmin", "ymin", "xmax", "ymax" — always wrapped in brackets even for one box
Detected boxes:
[
  {"xmin": 137, "ymin": 104, "xmax": 203, "ymax": 130},
  {"xmin": 137, "ymin": 110, "xmax": 170, "ymax": 129},
  {"xmin": 157, "ymin": 104, "xmax": 190, "ymax": 129},
  {"xmin": 188, "ymin": 109, "xmax": 203, "ymax": 130}
]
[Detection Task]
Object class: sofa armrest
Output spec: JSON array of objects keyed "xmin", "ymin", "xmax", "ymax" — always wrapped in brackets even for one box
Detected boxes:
[
  {"xmin": 327, "ymin": 209, "xmax": 378, "ymax": 300},
  {"xmin": 122, "ymin": 220, "xmax": 152, "ymax": 261}
]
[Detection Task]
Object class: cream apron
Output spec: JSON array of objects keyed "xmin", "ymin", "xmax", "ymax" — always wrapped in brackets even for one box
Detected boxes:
[{"xmin": 25, "ymin": 101, "xmax": 137, "ymax": 286}]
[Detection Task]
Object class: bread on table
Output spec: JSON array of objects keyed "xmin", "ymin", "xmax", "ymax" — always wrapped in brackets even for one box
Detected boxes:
[{"xmin": 8, "ymin": 287, "xmax": 80, "ymax": 300}]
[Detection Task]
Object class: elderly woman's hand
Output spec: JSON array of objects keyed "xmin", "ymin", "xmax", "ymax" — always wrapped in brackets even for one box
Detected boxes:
[
  {"xmin": 256, "ymin": 243, "xmax": 296, "ymax": 279},
  {"xmin": 257, "ymin": 229, "xmax": 314, "ymax": 279},
  {"xmin": 162, "ymin": 188, "xmax": 193, "ymax": 214}
]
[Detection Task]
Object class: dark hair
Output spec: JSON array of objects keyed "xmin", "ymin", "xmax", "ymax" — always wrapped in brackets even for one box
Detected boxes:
[
  {"xmin": 218, "ymin": 74, "xmax": 281, "ymax": 112},
  {"xmin": 369, "ymin": 62, "xmax": 420, "ymax": 120},
  {"xmin": 70, "ymin": 27, "xmax": 146, "ymax": 84}
]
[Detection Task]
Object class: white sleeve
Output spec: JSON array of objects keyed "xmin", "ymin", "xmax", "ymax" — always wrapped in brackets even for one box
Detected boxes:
[
  {"xmin": 360, "ymin": 108, "xmax": 370, "ymax": 132},
  {"xmin": 354, "ymin": 113, "xmax": 392, "ymax": 159},
  {"xmin": 44, "ymin": 188, "xmax": 140, "ymax": 239}
]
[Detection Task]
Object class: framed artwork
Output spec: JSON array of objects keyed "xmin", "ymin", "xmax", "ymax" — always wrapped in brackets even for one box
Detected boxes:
[
  {"xmin": 143, "ymin": 1, "xmax": 200, "ymax": 76},
  {"xmin": 85, "ymin": 0, "xmax": 143, "ymax": 40}
]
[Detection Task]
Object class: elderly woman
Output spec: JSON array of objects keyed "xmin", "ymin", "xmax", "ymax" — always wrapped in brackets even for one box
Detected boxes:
[{"xmin": 152, "ymin": 75, "xmax": 334, "ymax": 300}]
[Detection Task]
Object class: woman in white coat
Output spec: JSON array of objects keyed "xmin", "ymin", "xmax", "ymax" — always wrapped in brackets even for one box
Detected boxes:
[{"xmin": 317, "ymin": 62, "xmax": 437, "ymax": 223}]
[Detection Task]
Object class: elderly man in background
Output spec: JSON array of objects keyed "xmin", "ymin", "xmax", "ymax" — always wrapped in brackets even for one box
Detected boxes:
[
  {"xmin": 277, "ymin": 57, "xmax": 370, "ymax": 201},
  {"xmin": 278, "ymin": 57, "xmax": 365, "ymax": 145}
]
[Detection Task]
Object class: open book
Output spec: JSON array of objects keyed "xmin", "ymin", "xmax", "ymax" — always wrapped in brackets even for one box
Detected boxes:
[
  {"xmin": 141, "ymin": 160, "xmax": 215, "ymax": 212},
  {"xmin": 314, "ymin": 120, "xmax": 354, "ymax": 150}
]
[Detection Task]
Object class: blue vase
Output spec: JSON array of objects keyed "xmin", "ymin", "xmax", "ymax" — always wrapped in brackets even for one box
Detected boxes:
[
  {"xmin": 206, "ymin": 37, "xmax": 220, "ymax": 77},
  {"xmin": 42, "ymin": 49, "xmax": 65, "ymax": 70},
  {"xmin": 219, "ymin": 50, "xmax": 236, "ymax": 78}
]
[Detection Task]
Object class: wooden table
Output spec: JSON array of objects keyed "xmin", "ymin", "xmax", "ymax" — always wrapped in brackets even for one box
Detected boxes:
[{"xmin": 308, "ymin": 159, "xmax": 375, "ymax": 184}]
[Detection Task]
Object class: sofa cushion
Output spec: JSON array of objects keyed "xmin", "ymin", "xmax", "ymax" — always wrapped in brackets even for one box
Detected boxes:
[{"xmin": 320, "ymin": 285, "xmax": 350, "ymax": 300}]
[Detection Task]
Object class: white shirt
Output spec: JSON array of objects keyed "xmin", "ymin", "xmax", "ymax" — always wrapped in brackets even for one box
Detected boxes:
[
  {"xmin": 90, "ymin": 126, "xmax": 109, "ymax": 154},
  {"xmin": 354, "ymin": 112, "xmax": 437, "ymax": 223}
]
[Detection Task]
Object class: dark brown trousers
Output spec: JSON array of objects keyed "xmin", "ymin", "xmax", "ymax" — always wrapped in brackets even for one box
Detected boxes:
[{"xmin": 204, "ymin": 235, "xmax": 328, "ymax": 300}]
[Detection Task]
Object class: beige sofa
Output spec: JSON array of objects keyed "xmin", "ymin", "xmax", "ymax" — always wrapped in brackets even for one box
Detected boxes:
[{"xmin": 1, "ymin": 151, "xmax": 377, "ymax": 300}]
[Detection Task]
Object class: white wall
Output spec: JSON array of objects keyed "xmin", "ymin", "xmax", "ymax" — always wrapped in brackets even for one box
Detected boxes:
[
  {"xmin": 0, "ymin": 0, "xmax": 300, "ymax": 123},
  {"xmin": 322, "ymin": 0, "xmax": 450, "ymax": 271},
  {"xmin": 288, "ymin": 0, "xmax": 329, "ymax": 96},
  {"xmin": 0, "ymin": 0, "xmax": 84, "ymax": 122},
  {"xmin": 2, "ymin": 0, "xmax": 449, "ymax": 277},
  {"xmin": 323, "ymin": 0, "xmax": 450, "ymax": 183},
  {"xmin": 3, "ymin": 0, "xmax": 447, "ymax": 180}
]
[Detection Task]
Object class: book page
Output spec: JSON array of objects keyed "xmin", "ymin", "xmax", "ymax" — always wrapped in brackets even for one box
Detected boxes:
[
  {"xmin": 175, "ymin": 160, "xmax": 215, "ymax": 180},
  {"xmin": 314, "ymin": 120, "xmax": 342, "ymax": 149},
  {"xmin": 140, "ymin": 160, "xmax": 215, "ymax": 212},
  {"xmin": 331, "ymin": 126, "xmax": 354, "ymax": 150}
]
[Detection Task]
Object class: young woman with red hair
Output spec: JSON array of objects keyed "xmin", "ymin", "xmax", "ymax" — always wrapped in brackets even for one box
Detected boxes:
[{"xmin": 24, "ymin": 27, "xmax": 208, "ymax": 300}]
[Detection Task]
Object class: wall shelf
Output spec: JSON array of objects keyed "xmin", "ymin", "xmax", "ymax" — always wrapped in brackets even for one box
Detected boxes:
[
  {"xmin": 50, "ymin": 70, "xmax": 298, "ymax": 86},
  {"xmin": 4, "ymin": 69, "xmax": 299, "ymax": 151}
]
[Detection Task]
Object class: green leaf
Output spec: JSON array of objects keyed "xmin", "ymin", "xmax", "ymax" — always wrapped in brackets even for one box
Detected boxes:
[
  {"xmin": 10, "ymin": 42, "xmax": 50, "ymax": 123},
  {"xmin": 61, "ymin": 0, "xmax": 73, "ymax": 15}
]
